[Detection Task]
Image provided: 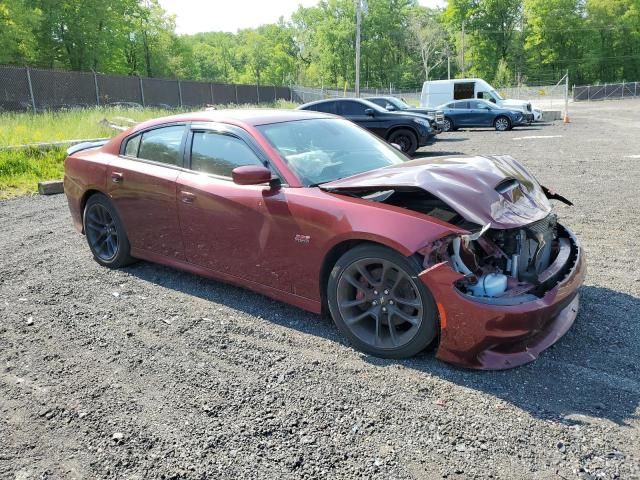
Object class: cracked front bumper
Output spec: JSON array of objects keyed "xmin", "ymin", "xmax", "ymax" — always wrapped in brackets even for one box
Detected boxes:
[{"xmin": 418, "ymin": 228, "xmax": 586, "ymax": 370}]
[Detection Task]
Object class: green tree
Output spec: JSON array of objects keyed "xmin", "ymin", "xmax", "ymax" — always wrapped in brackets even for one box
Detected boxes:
[
  {"xmin": 522, "ymin": 0, "xmax": 584, "ymax": 83},
  {"xmin": 0, "ymin": 0, "xmax": 40, "ymax": 64}
]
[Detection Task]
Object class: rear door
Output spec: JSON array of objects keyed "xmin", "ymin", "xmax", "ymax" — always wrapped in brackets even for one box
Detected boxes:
[
  {"xmin": 450, "ymin": 101, "xmax": 472, "ymax": 126},
  {"xmin": 108, "ymin": 124, "xmax": 187, "ymax": 261}
]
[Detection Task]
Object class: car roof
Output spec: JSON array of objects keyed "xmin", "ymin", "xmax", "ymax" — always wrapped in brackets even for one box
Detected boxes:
[
  {"xmin": 130, "ymin": 109, "xmax": 331, "ymax": 133},
  {"xmin": 298, "ymin": 97, "xmax": 384, "ymax": 111}
]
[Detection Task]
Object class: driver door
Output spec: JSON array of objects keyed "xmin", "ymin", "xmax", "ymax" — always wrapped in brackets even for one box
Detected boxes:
[
  {"xmin": 175, "ymin": 125, "xmax": 299, "ymax": 292},
  {"xmin": 338, "ymin": 100, "xmax": 386, "ymax": 138},
  {"xmin": 468, "ymin": 100, "xmax": 493, "ymax": 126}
]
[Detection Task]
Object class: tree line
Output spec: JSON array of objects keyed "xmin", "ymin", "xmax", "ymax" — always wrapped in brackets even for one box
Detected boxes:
[{"xmin": 1, "ymin": 0, "xmax": 639, "ymax": 89}]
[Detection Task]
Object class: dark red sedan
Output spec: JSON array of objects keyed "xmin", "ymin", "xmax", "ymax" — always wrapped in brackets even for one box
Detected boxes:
[{"xmin": 64, "ymin": 109, "xmax": 585, "ymax": 369}]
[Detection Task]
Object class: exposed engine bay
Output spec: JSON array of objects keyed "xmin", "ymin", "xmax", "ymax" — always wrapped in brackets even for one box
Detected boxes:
[
  {"xmin": 440, "ymin": 214, "xmax": 578, "ymax": 303},
  {"xmin": 337, "ymin": 186, "xmax": 578, "ymax": 304}
]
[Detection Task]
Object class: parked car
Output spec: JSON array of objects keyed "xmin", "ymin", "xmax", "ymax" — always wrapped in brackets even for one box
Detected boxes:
[
  {"xmin": 437, "ymin": 99, "xmax": 528, "ymax": 131},
  {"xmin": 421, "ymin": 78, "xmax": 540, "ymax": 122},
  {"xmin": 64, "ymin": 109, "xmax": 584, "ymax": 369},
  {"xmin": 297, "ymin": 98, "xmax": 435, "ymax": 156},
  {"xmin": 365, "ymin": 96, "xmax": 445, "ymax": 132}
]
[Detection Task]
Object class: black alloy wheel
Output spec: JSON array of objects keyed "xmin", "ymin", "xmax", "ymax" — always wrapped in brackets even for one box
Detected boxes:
[
  {"xmin": 328, "ymin": 245, "xmax": 438, "ymax": 358},
  {"xmin": 388, "ymin": 129, "xmax": 418, "ymax": 156},
  {"xmin": 83, "ymin": 194, "xmax": 134, "ymax": 268}
]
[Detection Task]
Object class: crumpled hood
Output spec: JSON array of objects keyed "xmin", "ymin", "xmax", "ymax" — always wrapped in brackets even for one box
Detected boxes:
[{"xmin": 321, "ymin": 155, "xmax": 553, "ymax": 229}]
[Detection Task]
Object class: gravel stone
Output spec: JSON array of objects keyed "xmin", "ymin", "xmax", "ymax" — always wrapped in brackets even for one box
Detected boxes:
[{"xmin": 0, "ymin": 100, "xmax": 639, "ymax": 479}]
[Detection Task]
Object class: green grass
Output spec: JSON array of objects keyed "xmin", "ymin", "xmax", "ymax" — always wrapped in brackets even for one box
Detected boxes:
[
  {"xmin": 0, "ymin": 101, "xmax": 298, "ymax": 198},
  {"xmin": 0, "ymin": 147, "xmax": 66, "ymax": 199}
]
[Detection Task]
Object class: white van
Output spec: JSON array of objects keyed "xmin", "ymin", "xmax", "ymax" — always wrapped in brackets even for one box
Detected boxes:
[{"xmin": 420, "ymin": 79, "xmax": 542, "ymax": 121}]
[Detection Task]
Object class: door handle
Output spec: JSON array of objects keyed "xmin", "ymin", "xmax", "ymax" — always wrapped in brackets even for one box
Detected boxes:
[
  {"xmin": 111, "ymin": 172, "xmax": 124, "ymax": 183},
  {"xmin": 180, "ymin": 191, "xmax": 196, "ymax": 204}
]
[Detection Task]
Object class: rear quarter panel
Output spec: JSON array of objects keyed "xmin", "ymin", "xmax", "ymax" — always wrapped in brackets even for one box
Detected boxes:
[{"xmin": 64, "ymin": 149, "xmax": 113, "ymax": 232}]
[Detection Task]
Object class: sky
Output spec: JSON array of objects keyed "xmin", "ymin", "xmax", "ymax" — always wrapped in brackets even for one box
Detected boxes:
[{"xmin": 158, "ymin": 0, "xmax": 447, "ymax": 35}]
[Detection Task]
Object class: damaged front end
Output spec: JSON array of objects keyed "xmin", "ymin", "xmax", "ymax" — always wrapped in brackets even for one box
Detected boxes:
[
  {"xmin": 322, "ymin": 155, "xmax": 586, "ymax": 369},
  {"xmin": 430, "ymin": 213, "xmax": 579, "ymax": 305}
]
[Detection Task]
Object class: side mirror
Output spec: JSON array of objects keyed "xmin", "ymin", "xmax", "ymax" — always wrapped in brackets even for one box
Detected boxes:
[
  {"xmin": 232, "ymin": 165, "xmax": 272, "ymax": 186},
  {"xmin": 385, "ymin": 105, "xmax": 396, "ymax": 111},
  {"xmin": 364, "ymin": 108, "xmax": 375, "ymax": 116},
  {"xmin": 391, "ymin": 143, "xmax": 402, "ymax": 151}
]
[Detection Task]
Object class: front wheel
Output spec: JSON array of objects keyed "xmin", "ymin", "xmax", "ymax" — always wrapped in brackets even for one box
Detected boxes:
[
  {"xmin": 327, "ymin": 245, "xmax": 439, "ymax": 358},
  {"xmin": 494, "ymin": 116, "xmax": 512, "ymax": 131},
  {"xmin": 83, "ymin": 193, "xmax": 135, "ymax": 268},
  {"xmin": 442, "ymin": 117, "xmax": 453, "ymax": 132},
  {"xmin": 387, "ymin": 129, "xmax": 418, "ymax": 156}
]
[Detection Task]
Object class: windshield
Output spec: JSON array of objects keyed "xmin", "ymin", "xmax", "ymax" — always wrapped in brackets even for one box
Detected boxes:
[
  {"xmin": 257, "ymin": 118, "xmax": 407, "ymax": 186},
  {"xmin": 388, "ymin": 97, "xmax": 411, "ymax": 110},
  {"xmin": 491, "ymin": 89, "xmax": 504, "ymax": 101}
]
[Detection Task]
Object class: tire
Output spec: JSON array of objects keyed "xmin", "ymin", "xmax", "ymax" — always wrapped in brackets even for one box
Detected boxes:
[
  {"xmin": 83, "ymin": 193, "xmax": 135, "ymax": 268},
  {"xmin": 387, "ymin": 129, "xmax": 418, "ymax": 156},
  {"xmin": 442, "ymin": 117, "xmax": 454, "ymax": 132},
  {"xmin": 494, "ymin": 115, "xmax": 511, "ymax": 131},
  {"xmin": 327, "ymin": 244, "xmax": 439, "ymax": 358}
]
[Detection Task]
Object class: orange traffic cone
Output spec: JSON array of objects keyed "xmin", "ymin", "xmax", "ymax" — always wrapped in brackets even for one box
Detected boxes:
[{"xmin": 563, "ymin": 111, "xmax": 570, "ymax": 123}]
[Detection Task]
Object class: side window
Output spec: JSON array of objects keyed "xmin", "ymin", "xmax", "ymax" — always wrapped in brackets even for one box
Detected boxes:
[
  {"xmin": 445, "ymin": 102, "xmax": 456, "ymax": 109},
  {"xmin": 453, "ymin": 101, "xmax": 469, "ymax": 109},
  {"xmin": 339, "ymin": 101, "xmax": 368, "ymax": 116},
  {"xmin": 124, "ymin": 134, "xmax": 141, "ymax": 157},
  {"xmin": 190, "ymin": 131, "xmax": 263, "ymax": 177},
  {"xmin": 311, "ymin": 101, "xmax": 337, "ymax": 114},
  {"xmin": 470, "ymin": 101, "xmax": 485, "ymax": 109},
  {"xmin": 138, "ymin": 126, "xmax": 185, "ymax": 166}
]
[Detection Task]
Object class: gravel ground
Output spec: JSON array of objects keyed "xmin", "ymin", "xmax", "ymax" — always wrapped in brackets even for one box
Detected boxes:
[{"xmin": 1, "ymin": 100, "xmax": 639, "ymax": 480}]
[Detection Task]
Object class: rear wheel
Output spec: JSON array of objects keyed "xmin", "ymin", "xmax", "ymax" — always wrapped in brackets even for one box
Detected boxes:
[
  {"xmin": 494, "ymin": 116, "xmax": 511, "ymax": 131},
  {"xmin": 327, "ymin": 245, "xmax": 438, "ymax": 358},
  {"xmin": 387, "ymin": 129, "xmax": 418, "ymax": 156},
  {"xmin": 83, "ymin": 194, "xmax": 134, "ymax": 268}
]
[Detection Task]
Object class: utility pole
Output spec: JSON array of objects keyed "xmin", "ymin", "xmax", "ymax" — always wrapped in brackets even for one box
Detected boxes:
[
  {"xmin": 461, "ymin": 20, "xmax": 466, "ymax": 77},
  {"xmin": 564, "ymin": 69, "xmax": 570, "ymax": 123},
  {"xmin": 355, "ymin": 0, "xmax": 367, "ymax": 97}
]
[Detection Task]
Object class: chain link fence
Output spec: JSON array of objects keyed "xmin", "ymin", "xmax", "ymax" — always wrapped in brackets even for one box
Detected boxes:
[
  {"xmin": 291, "ymin": 85, "xmax": 422, "ymax": 105},
  {"xmin": 292, "ymin": 82, "xmax": 567, "ymax": 109},
  {"xmin": 573, "ymin": 82, "xmax": 640, "ymax": 101},
  {"xmin": 0, "ymin": 65, "xmax": 292, "ymax": 112}
]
